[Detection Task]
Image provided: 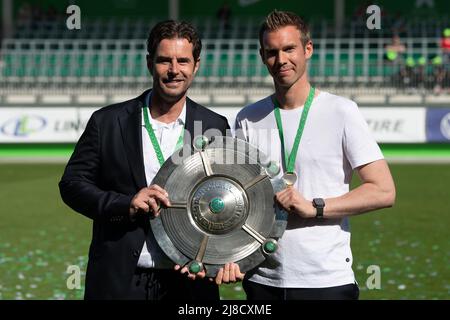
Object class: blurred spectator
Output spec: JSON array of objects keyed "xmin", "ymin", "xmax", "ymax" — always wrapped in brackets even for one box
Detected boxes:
[
  {"xmin": 398, "ymin": 57, "xmax": 416, "ymax": 89},
  {"xmin": 386, "ymin": 35, "xmax": 408, "ymax": 89},
  {"xmin": 216, "ymin": 2, "xmax": 232, "ymax": 29},
  {"xmin": 440, "ymin": 28, "xmax": 450, "ymax": 63},
  {"xmin": 46, "ymin": 5, "xmax": 58, "ymax": 21},
  {"xmin": 31, "ymin": 4, "xmax": 44, "ymax": 23},
  {"xmin": 18, "ymin": 3, "xmax": 45, "ymax": 30},
  {"xmin": 17, "ymin": 2, "xmax": 32, "ymax": 26},
  {"xmin": 391, "ymin": 12, "xmax": 406, "ymax": 35},
  {"xmin": 0, "ymin": 25, "xmax": 2, "ymax": 44},
  {"xmin": 386, "ymin": 34, "xmax": 406, "ymax": 59},
  {"xmin": 351, "ymin": 1, "xmax": 371, "ymax": 21},
  {"xmin": 416, "ymin": 56, "xmax": 427, "ymax": 89},
  {"xmin": 431, "ymin": 55, "xmax": 448, "ymax": 94}
]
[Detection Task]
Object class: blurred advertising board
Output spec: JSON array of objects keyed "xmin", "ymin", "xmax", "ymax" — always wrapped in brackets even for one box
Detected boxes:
[
  {"xmin": 426, "ymin": 108, "xmax": 450, "ymax": 142},
  {"xmin": 0, "ymin": 106, "xmax": 429, "ymax": 143}
]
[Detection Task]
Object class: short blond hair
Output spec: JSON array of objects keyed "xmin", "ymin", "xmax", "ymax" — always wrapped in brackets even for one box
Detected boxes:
[{"xmin": 259, "ymin": 10, "xmax": 311, "ymax": 49}]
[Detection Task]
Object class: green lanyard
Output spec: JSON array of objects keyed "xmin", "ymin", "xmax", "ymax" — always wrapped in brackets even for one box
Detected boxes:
[
  {"xmin": 273, "ymin": 86, "xmax": 315, "ymax": 173},
  {"xmin": 142, "ymin": 105, "xmax": 184, "ymax": 167}
]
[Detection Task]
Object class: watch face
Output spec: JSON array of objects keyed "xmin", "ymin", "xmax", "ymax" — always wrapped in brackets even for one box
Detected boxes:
[{"xmin": 314, "ymin": 198, "xmax": 325, "ymax": 207}]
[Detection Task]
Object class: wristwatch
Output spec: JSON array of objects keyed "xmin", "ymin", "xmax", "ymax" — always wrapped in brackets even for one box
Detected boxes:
[{"xmin": 312, "ymin": 198, "xmax": 325, "ymax": 219}]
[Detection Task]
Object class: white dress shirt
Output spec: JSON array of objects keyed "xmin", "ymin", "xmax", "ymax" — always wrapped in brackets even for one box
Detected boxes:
[{"xmin": 137, "ymin": 93, "xmax": 186, "ymax": 268}]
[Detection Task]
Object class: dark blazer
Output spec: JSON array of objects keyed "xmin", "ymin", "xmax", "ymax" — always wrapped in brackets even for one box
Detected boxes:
[{"xmin": 59, "ymin": 89, "xmax": 230, "ymax": 299}]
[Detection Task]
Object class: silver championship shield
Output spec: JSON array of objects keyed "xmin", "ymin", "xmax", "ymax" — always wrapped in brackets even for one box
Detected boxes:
[{"xmin": 151, "ymin": 136, "xmax": 289, "ymax": 277}]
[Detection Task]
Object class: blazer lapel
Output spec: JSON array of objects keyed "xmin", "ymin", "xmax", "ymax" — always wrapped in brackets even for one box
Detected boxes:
[
  {"xmin": 120, "ymin": 94, "xmax": 199, "ymax": 189},
  {"xmin": 184, "ymin": 97, "xmax": 197, "ymax": 147},
  {"xmin": 118, "ymin": 92, "xmax": 148, "ymax": 189}
]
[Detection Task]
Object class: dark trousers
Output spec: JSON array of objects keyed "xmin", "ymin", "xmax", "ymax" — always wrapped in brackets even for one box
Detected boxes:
[
  {"xmin": 243, "ymin": 279, "xmax": 359, "ymax": 300},
  {"xmin": 127, "ymin": 267, "xmax": 220, "ymax": 300}
]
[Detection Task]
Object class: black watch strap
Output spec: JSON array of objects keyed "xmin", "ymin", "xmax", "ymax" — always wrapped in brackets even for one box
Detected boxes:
[{"xmin": 313, "ymin": 198, "xmax": 325, "ymax": 219}]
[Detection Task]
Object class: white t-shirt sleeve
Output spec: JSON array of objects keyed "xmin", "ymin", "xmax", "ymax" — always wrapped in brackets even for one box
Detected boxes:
[{"xmin": 343, "ymin": 101, "xmax": 384, "ymax": 169}]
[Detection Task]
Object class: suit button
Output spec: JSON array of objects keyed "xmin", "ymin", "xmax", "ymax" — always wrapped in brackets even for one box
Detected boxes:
[{"xmin": 133, "ymin": 250, "xmax": 140, "ymax": 257}]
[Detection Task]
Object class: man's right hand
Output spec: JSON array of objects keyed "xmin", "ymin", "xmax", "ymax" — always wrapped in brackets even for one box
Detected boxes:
[{"xmin": 129, "ymin": 185, "xmax": 171, "ymax": 219}]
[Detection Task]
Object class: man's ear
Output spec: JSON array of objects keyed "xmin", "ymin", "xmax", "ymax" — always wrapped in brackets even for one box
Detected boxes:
[
  {"xmin": 304, "ymin": 40, "xmax": 313, "ymax": 60},
  {"xmin": 146, "ymin": 54, "xmax": 153, "ymax": 75},
  {"xmin": 259, "ymin": 48, "xmax": 266, "ymax": 64},
  {"xmin": 193, "ymin": 58, "xmax": 200, "ymax": 75}
]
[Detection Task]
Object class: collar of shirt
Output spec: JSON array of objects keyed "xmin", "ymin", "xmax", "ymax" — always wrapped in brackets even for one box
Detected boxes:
[{"xmin": 142, "ymin": 91, "xmax": 186, "ymax": 129}]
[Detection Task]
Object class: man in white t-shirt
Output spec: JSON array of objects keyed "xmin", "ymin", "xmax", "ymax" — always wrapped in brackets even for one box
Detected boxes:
[{"xmin": 233, "ymin": 10, "xmax": 396, "ymax": 300}]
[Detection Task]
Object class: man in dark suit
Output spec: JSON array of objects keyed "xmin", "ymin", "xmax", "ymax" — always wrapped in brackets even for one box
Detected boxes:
[{"xmin": 59, "ymin": 20, "xmax": 230, "ymax": 300}]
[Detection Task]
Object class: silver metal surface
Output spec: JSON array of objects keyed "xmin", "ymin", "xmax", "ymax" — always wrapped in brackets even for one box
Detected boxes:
[{"xmin": 151, "ymin": 136, "xmax": 288, "ymax": 277}]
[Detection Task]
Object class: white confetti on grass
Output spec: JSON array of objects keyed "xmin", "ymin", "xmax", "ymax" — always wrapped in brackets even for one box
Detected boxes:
[
  {"xmin": 396, "ymin": 240, "xmax": 408, "ymax": 247},
  {"xmin": 35, "ymin": 259, "xmax": 48, "ymax": 267},
  {"xmin": 52, "ymin": 291, "xmax": 67, "ymax": 300},
  {"xmin": 397, "ymin": 284, "xmax": 407, "ymax": 290},
  {"xmin": 0, "ymin": 257, "xmax": 14, "ymax": 264},
  {"xmin": 387, "ymin": 279, "xmax": 396, "ymax": 285}
]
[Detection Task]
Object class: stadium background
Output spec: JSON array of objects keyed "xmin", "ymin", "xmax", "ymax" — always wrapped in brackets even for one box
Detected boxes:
[{"xmin": 0, "ymin": 0, "xmax": 449, "ymax": 300}]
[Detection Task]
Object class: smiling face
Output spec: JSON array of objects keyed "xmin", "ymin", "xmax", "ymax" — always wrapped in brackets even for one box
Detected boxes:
[
  {"xmin": 260, "ymin": 25, "xmax": 313, "ymax": 89},
  {"xmin": 148, "ymin": 38, "xmax": 199, "ymax": 103}
]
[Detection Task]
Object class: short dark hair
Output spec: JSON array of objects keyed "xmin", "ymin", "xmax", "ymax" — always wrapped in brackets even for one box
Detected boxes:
[
  {"xmin": 259, "ymin": 10, "xmax": 311, "ymax": 49},
  {"xmin": 147, "ymin": 20, "xmax": 202, "ymax": 62}
]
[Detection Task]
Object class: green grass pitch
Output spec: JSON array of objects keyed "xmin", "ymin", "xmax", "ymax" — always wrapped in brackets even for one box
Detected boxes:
[{"xmin": 0, "ymin": 163, "xmax": 448, "ymax": 300}]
